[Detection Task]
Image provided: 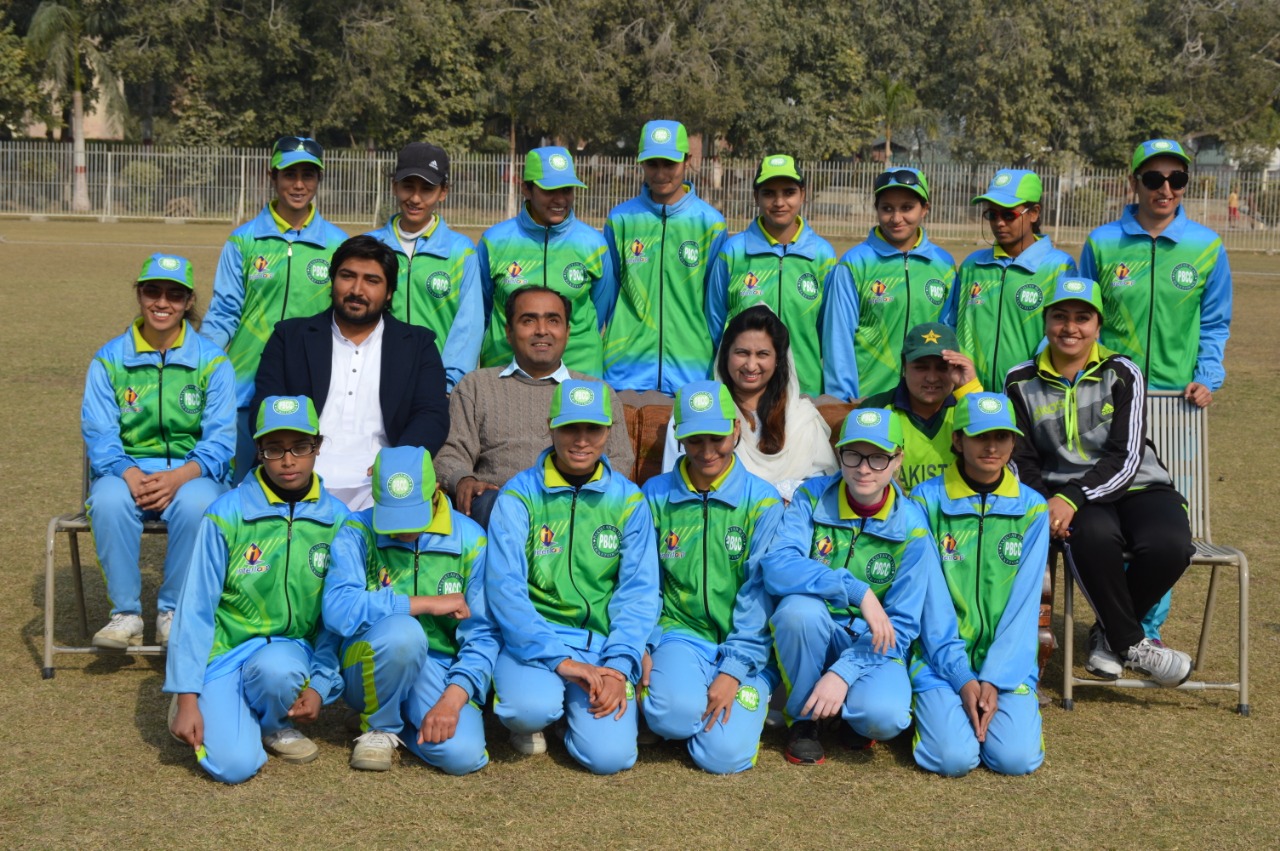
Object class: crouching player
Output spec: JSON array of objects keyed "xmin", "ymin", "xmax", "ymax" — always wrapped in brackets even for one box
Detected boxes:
[
  {"xmin": 323, "ymin": 445, "xmax": 495, "ymax": 774},
  {"xmin": 166, "ymin": 395, "xmax": 348, "ymax": 783},
  {"xmin": 486, "ymin": 380, "xmax": 659, "ymax": 775},
  {"xmin": 764, "ymin": 409, "xmax": 937, "ymax": 765},
  {"xmin": 640, "ymin": 381, "xmax": 784, "ymax": 774},
  {"xmin": 909, "ymin": 393, "xmax": 1048, "ymax": 777}
]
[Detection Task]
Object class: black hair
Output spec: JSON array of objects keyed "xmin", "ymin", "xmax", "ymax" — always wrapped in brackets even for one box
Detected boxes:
[
  {"xmin": 717, "ymin": 305, "xmax": 792, "ymax": 455},
  {"xmin": 329, "ymin": 234, "xmax": 399, "ymax": 295},
  {"xmin": 504, "ymin": 284, "xmax": 572, "ymax": 326}
]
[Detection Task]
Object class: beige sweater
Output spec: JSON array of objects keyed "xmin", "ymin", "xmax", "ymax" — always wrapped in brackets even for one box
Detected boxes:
[{"xmin": 434, "ymin": 368, "xmax": 635, "ymax": 491}]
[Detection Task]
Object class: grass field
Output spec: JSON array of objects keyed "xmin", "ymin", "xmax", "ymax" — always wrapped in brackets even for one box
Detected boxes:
[{"xmin": 1, "ymin": 220, "xmax": 1277, "ymax": 848}]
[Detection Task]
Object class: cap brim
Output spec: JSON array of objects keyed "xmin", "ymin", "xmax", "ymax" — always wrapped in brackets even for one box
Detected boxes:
[
  {"xmin": 550, "ymin": 412, "xmax": 611, "ymax": 429},
  {"xmin": 875, "ymin": 184, "xmax": 927, "ymax": 200},
  {"xmin": 372, "ymin": 501, "xmax": 433, "ymax": 535},
  {"xmin": 637, "ymin": 149, "xmax": 685, "ymax": 163},
  {"xmin": 1044, "ymin": 296, "xmax": 1103, "ymax": 317},
  {"xmin": 1135, "ymin": 151, "xmax": 1191, "ymax": 170},
  {"xmin": 904, "ymin": 346, "xmax": 946, "ymax": 362},
  {"xmin": 274, "ymin": 152, "xmax": 324, "ymax": 170},
  {"xmin": 533, "ymin": 177, "xmax": 587, "ymax": 189},
  {"xmin": 835, "ymin": 435, "xmax": 898, "ymax": 451},
  {"xmin": 960, "ymin": 422, "xmax": 1024, "ymax": 438},
  {"xmin": 137, "ymin": 273, "xmax": 193, "ymax": 289},
  {"xmin": 674, "ymin": 418, "xmax": 734, "ymax": 440},
  {"xmin": 252, "ymin": 422, "xmax": 319, "ymax": 439},
  {"xmin": 394, "ymin": 168, "xmax": 443, "ymax": 184},
  {"xmin": 971, "ymin": 191, "xmax": 1030, "ymax": 207}
]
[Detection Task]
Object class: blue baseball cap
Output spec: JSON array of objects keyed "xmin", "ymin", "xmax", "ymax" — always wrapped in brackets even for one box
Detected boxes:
[
  {"xmin": 1132, "ymin": 139, "xmax": 1191, "ymax": 172},
  {"xmin": 549, "ymin": 380, "xmax": 612, "ymax": 428},
  {"xmin": 836, "ymin": 408, "xmax": 903, "ymax": 452},
  {"xmin": 271, "ymin": 136, "xmax": 324, "ymax": 171},
  {"xmin": 971, "ymin": 169, "xmax": 1042, "ymax": 208},
  {"xmin": 254, "ymin": 395, "xmax": 319, "ymax": 439},
  {"xmin": 637, "ymin": 120, "xmax": 689, "ymax": 162},
  {"xmin": 371, "ymin": 446, "xmax": 438, "ymax": 535},
  {"xmin": 953, "ymin": 392, "xmax": 1023, "ymax": 437},
  {"xmin": 673, "ymin": 381, "xmax": 736, "ymax": 440},
  {"xmin": 1044, "ymin": 276, "xmax": 1105, "ymax": 318},
  {"xmin": 137, "ymin": 253, "xmax": 194, "ymax": 290},
  {"xmin": 524, "ymin": 146, "xmax": 586, "ymax": 190}
]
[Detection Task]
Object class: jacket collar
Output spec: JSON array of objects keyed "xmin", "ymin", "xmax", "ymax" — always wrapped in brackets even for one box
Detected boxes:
[
  {"xmin": 975, "ymin": 234, "xmax": 1056, "ymax": 273},
  {"xmin": 636, "ymin": 181, "xmax": 701, "ymax": 215},
  {"xmin": 1120, "ymin": 203, "xmax": 1189, "ymax": 243},
  {"xmin": 241, "ymin": 468, "xmax": 338, "ymax": 523},
  {"xmin": 376, "ymin": 214, "xmax": 453, "ymax": 259},
  {"xmin": 811, "ymin": 475, "xmax": 910, "ymax": 541},
  {"xmin": 938, "ymin": 463, "xmax": 1024, "ymax": 516},
  {"xmin": 668, "ymin": 455, "xmax": 744, "ymax": 507},
  {"xmin": 535, "ymin": 446, "xmax": 613, "ymax": 494},
  {"xmin": 249, "ymin": 202, "xmax": 332, "ymax": 246},
  {"xmin": 517, "ymin": 204, "xmax": 577, "ymax": 240},
  {"xmin": 742, "ymin": 217, "xmax": 820, "ymax": 260},
  {"xmin": 865, "ymin": 225, "xmax": 931, "ymax": 258},
  {"xmin": 123, "ymin": 319, "xmax": 200, "ymax": 368}
]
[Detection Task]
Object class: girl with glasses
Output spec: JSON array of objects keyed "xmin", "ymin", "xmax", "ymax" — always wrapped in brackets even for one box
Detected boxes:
[
  {"xmin": 82, "ymin": 255, "xmax": 235, "ymax": 652},
  {"xmin": 954, "ymin": 169, "xmax": 1077, "ymax": 389},
  {"xmin": 822, "ymin": 167, "xmax": 958, "ymax": 401}
]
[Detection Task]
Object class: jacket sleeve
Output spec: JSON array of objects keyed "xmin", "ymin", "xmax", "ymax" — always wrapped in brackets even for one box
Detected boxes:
[
  {"xmin": 760, "ymin": 487, "xmax": 871, "ymax": 607},
  {"xmin": 250, "ymin": 324, "xmax": 289, "ymax": 432},
  {"xmin": 1077, "ymin": 239, "xmax": 1098, "ymax": 283},
  {"xmin": 600, "ymin": 217, "xmax": 621, "ymax": 332},
  {"xmin": 976, "ymin": 501, "xmax": 1049, "ymax": 691},
  {"xmin": 938, "ymin": 261, "xmax": 960, "ymax": 327},
  {"xmin": 600, "ymin": 492, "xmax": 661, "ymax": 682},
  {"xmin": 1055, "ymin": 360, "xmax": 1145, "ymax": 508},
  {"xmin": 590, "ymin": 236, "xmax": 619, "ymax": 333},
  {"xmin": 717, "ymin": 495, "xmax": 784, "ymax": 683},
  {"xmin": 820, "ymin": 261, "xmax": 861, "ymax": 401},
  {"xmin": 83, "ymin": 356, "xmax": 134, "ymax": 479},
  {"xmin": 1006, "ymin": 378, "xmax": 1051, "ymax": 499},
  {"xmin": 447, "ymin": 536, "xmax": 500, "ymax": 703},
  {"xmin": 440, "ymin": 244, "xmax": 485, "ymax": 392},
  {"xmin": 400, "ymin": 328, "xmax": 450, "ymax": 456},
  {"xmin": 321, "ymin": 521, "xmax": 410, "ymax": 638},
  {"xmin": 163, "ymin": 513, "xmax": 228, "ymax": 694},
  {"xmin": 307, "ymin": 624, "xmax": 346, "ymax": 705},
  {"xmin": 433, "ymin": 376, "xmax": 484, "ymax": 492},
  {"xmin": 1194, "ymin": 243, "xmax": 1232, "ymax": 391},
  {"xmin": 704, "ymin": 248, "xmax": 730, "ymax": 348},
  {"xmin": 476, "ymin": 238, "xmax": 495, "ymax": 330},
  {"xmin": 188, "ymin": 355, "xmax": 237, "ymax": 482},
  {"xmin": 203, "ymin": 238, "xmax": 246, "ymax": 351},
  {"xmin": 484, "ymin": 489, "xmax": 573, "ymax": 671},
  {"xmin": 913, "ymin": 556, "xmax": 977, "ymax": 693}
]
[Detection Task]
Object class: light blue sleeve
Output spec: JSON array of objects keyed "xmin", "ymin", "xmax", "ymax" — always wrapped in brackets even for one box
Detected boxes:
[
  {"xmin": 484, "ymin": 489, "xmax": 573, "ymax": 671},
  {"xmin": 1077, "ymin": 239, "xmax": 1098, "ymax": 282},
  {"xmin": 760, "ymin": 486, "xmax": 871, "ymax": 607},
  {"xmin": 914, "ymin": 552, "xmax": 977, "ymax": 693},
  {"xmin": 704, "ymin": 247, "xmax": 731, "ymax": 349},
  {"xmin": 188, "ymin": 355, "xmax": 237, "ymax": 482},
  {"xmin": 976, "ymin": 505, "xmax": 1050, "ymax": 691},
  {"xmin": 203, "ymin": 238, "xmax": 246, "ymax": 351},
  {"xmin": 1061, "ymin": 254, "xmax": 1079, "ymax": 277},
  {"xmin": 820, "ymin": 261, "xmax": 861, "ymax": 401},
  {"xmin": 1195, "ymin": 243, "xmax": 1232, "ymax": 390},
  {"xmin": 307, "ymin": 625, "xmax": 346, "ymax": 705},
  {"xmin": 476, "ymin": 237, "xmax": 495, "ymax": 331},
  {"xmin": 321, "ymin": 520, "xmax": 410, "ymax": 638},
  {"xmin": 590, "ymin": 232, "xmax": 619, "ymax": 333},
  {"xmin": 600, "ymin": 217, "xmax": 622, "ymax": 331},
  {"xmin": 447, "ymin": 541, "xmax": 501, "ymax": 703},
  {"xmin": 938, "ymin": 260, "xmax": 960, "ymax": 327},
  {"xmin": 717, "ymin": 494, "xmax": 784, "ymax": 682},
  {"xmin": 163, "ymin": 513, "xmax": 229, "ymax": 694},
  {"xmin": 82, "ymin": 355, "xmax": 134, "ymax": 479},
  {"xmin": 600, "ymin": 492, "xmax": 661, "ymax": 682},
  {"xmin": 441, "ymin": 243, "xmax": 485, "ymax": 391}
]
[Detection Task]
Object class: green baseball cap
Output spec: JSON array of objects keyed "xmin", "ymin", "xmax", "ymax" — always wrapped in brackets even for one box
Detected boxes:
[
  {"xmin": 254, "ymin": 395, "xmax": 320, "ymax": 438},
  {"xmin": 971, "ymin": 169, "xmax": 1042, "ymax": 207},
  {"xmin": 524, "ymin": 146, "xmax": 587, "ymax": 190},
  {"xmin": 137, "ymin": 253, "xmax": 195, "ymax": 290},
  {"xmin": 1044, "ymin": 277, "xmax": 1105, "ymax": 318},
  {"xmin": 901, "ymin": 322, "xmax": 958, "ymax": 363},
  {"xmin": 755, "ymin": 154, "xmax": 804, "ymax": 186},
  {"xmin": 549, "ymin": 380, "xmax": 613, "ymax": 428},
  {"xmin": 673, "ymin": 381, "xmax": 736, "ymax": 440},
  {"xmin": 638, "ymin": 120, "xmax": 689, "ymax": 162},
  {"xmin": 953, "ymin": 392, "xmax": 1023, "ymax": 437},
  {"xmin": 371, "ymin": 446, "xmax": 438, "ymax": 535},
  {"xmin": 836, "ymin": 408, "xmax": 903, "ymax": 452},
  {"xmin": 1131, "ymin": 139, "xmax": 1191, "ymax": 172}
]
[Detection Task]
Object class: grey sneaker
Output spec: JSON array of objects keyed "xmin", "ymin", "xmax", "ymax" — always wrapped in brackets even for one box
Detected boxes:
[
  {"xmin": 350, "ymin": 730, "xmax": 402, "ymax": 771},
  {"xmin": 509, "ymin": 730, "xmax": 547, "ymax": 755},
  {"xmin": 1125, "ymin": 638, "xmax": 1192, "ymax": 687},
  {"xmin": 1085, "ymin": 623, "xmax": 1122, "ymax": 679},
  {"xmin": 262, "ymin": 728, "xmax": 319, "ymax": 764},
  {"xmin": 92, "ymin": 613, "xmax": 144, "ymax": 649},
  {"xmin": 155, "ymin": 610, "xmax": 174, "ymax": 648}
]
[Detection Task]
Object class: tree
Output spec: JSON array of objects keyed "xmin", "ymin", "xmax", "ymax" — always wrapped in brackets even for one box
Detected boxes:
[
  {"xmin": 0, "ymin": 22, "xmax": 44, "ymax": 138},
  {"xmin": 860, "ymin": 74, "xmax": 937, "ymax": 165}
]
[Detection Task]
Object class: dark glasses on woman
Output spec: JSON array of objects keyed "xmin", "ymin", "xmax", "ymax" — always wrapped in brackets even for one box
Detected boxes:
[
  {"xmin": 874, "ymin": 169, "xmax": 922, "ymax": 191},
  {"xmin": 272, "ymin": 136, "xmax": 325, "ymax": 160},
  {"xmin": 1138, "ymin": 170, "xmax": 1190, "ymax": 191},
  {"xmin": 981, "ymin": 207, "xmax": 1030, "ymax": 222}
]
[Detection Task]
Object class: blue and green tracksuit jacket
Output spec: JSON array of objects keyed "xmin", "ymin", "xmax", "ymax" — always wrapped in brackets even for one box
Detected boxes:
[
  {"xmin": 705, "ymin": 218, "xmax": 837, "ymax": 397},
  {"xmin": 204, "ymin": 203, "xmax": 349, "ymax": 406},
  {"xmin": 1079, "ymin": 204, "xmax": 1232, "ymax": 391},
  {"xmin": 366, "ymin": 215, "xmax": 483, "ymax": 392},
  {"xmin": 485, "ymin": 449, "xmax": 659, "ymax": 683},
  {"xmin": 322, "ymin": 497, "xmax": 498, "ymax": 704},
  {"xmin": 603, "ymin": 182, "xmax": 726, "ymax": 394},
  {"xmin": 909, "ymin": 465, "xmax": 1049, "ymax": 694},
  {"xmin": 640, "ymin": 457, "xmax": 784, "ymax": 683},
  {"xmin": 164, "ymin": 470, "xmax": 349, "ymax": 699},
  {"xmin": 955, "ymin": 235, "xmax": 1077, "ymax": 388},
  {"xmin": 822, "ymin": 227, "xmax": 958, "ymax": 400},
  {"xmin": 477, "ymin": 205, "xmax": 617, "ymax": 377},
  {"xmin": 82, "ymin": 319, "xmax": 236, "ymax": 483}
]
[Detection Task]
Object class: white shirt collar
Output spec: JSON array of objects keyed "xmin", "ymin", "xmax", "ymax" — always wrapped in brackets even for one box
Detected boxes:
[
  {"xmin": 330, "ymin": 313, "xmax": 385, "ymax": 348},
  {"xmin": 499, "ymin": 358, "xmax": 572, "ymax": 383}
]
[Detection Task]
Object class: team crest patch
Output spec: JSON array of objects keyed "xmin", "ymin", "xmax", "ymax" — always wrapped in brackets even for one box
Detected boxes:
[
  {"xmin": 994, "ymin": 173, "xmax": 1012, "ymax": 187},
  {"xmin": 562, "ymin": 262, "xmax": 588, "ymax": 289},
  {"xmin": 967, "ymin": 282, "xmax": 985, "ymax": 305},
  {"xmin": 736, "ymin": 685, "xmax": 761, "ymax": 712},
  {"xmin": 386, "ymin": 472, "xmax": 415, "ymax": 499},
  {"xmin": 378, "ymin": 566, "xmax": 392, "ymax": 587},
  {"xmin": 740, "ymin": 271, "xmax": 760, "ymax": 295},
  {"xmin": 977, "ymin": 396, "xmax": 1003, "ymax": 415},
  {"xmin": 307, "ymin": 543, "xmax": 330, "ymax": 578},
  {"xmin": 1062, "ymin": 279, "xmax": 1087, "ymax": 294},
  {"xmin": 1112, "ymin": 263, "xmax": 1133, "ymax": 287},
  {"xmin": 1015, "ymin": 283, "xmax": 1043, "ymax": 311},
  {"xmin": 305, "ymin": 258, "xmax": 330, "ymax": 285},
  {"xmin": 504, "ymin": 261, "xmax": 526, "ymax": 286},
  {"xmin": 592, "ymin": 525, "xmax": 622, "ymax": 558},
  {"xmin": 178, "ymin": 384, "xmax": 203, "ymax": 414},
  {"xmin": 627, "ymin": 239, "xmax": 647, "ymax": 264},
  {"xmin": 249, "ymin": 255, "xmax": 271, "ymax": 280},
  {"xmin": 998, "ymin": 533, "xmax": 1023, "ymax": 566},
  {"xmin": 569, "ymin": 386, "xmax": 595, "ymax": 406},
  {"xmin": 865, "ymin": 552, "xmax": 897, "ymax": 584},
  {"xmin": 814, "ymin": 534, "xmax": 835, "ymax": 562},
  {"xmin": 651, "ymin": 127, "xmax": 672, "ymax": 144},
  {"xmin": 236, "ymin": 542, "xmax": 270, "ymax": 575},
  {"xmin": 797, "ymin": 273, "xmax": 819, "ymax": 301},
  {"xmin": 678, "ymin": 241, "xmax": 700, "ymax": 267},
  {"xmin": 1171, "ymin": 263, "xmax": 1198, "ymax": 291},
  {"xmin": 548, "ymin": 153, "xmax": 570, "ymax": 171},
  {"xmin": 661, "ymin": 530, "xmax": 683, "ymax": 559},
  {"xmin": 122, "ymin": 386, "xmax": 141, "ymax": 413},
  {"xmin": 869, "ymin": 280, "xmax": 892, "ymax": 303},
  {"xmin": 724, "ymin": 526, "xmax": 746, "ymax": 561},
  {"xmin": 273, "ymin": 398, "xmax": 300, "ymax": 415},
  {"xmin": 925, "ymin": 278, "xmax": 946, "ymax": 306},
  {"xmin": 535, "ymin": 524, "xmax": 562, "ymax": 556},
  {"xmin": 438, "ymin": 571, "xmax": 464, "ymax": 595},
  {"xmin": 426, "ymin": 271, "xmax": 452, "ymax": 298},
  {"xmin": 941, "ymin": 533, "xmax": 963, "ymax": 562},
  {"xmin": 158, "ymin": 256, "xmax": 181, "ymax": 271},
  {"xmin": 856, "ymin": 410, "xmax": 882, "ymax": 427},
  {"xmin": 689, "ymin": 391, "xmax": 715, "ymax": 412}
]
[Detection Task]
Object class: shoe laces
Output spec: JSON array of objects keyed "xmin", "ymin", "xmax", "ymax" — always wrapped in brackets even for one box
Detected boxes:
[
  {"xmin": 354, "ymin": 730, "xmax": 402, "ymax": 749},
  {"xmin": 266, "ymin": 728, "xmax": 306, "ymax": 745},
  {"xmin": 105, "ymin": 612, "xmax": 139, "ymax": 630}
]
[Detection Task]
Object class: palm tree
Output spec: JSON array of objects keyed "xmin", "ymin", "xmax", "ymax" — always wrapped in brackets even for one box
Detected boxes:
[
  {"xmin": 26, "ymin": 1, "xmax": 122, "ymax": 213},
  {"xmin": 861, "ymin": 74, "xmax": 937, "ymax": 166}
]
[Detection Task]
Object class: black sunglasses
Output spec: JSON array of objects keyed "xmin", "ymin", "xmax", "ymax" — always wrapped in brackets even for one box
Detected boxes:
[
  {"xmin": 874, "ymin": 169, "xmax": 922, "ymax": 192},
  {"xmin": 273, "ymin": 136, "xmax": 324, "ymax": 160},
  {"xmin": 138, "ymin": 282, "xmax": 190, "ymax": 302},
  {"xmin": 981, "ymin": 207, "xmax": 1030, "ymax": 222},
  {"xmin": 1138, "ymin": 170, "xmax": 1189, "ymax": 191}
]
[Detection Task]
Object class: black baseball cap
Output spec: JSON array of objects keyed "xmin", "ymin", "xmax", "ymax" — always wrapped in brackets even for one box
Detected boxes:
[{"xmin": 394, "ymin": 142, "xmax": 449, "ymax": 185}]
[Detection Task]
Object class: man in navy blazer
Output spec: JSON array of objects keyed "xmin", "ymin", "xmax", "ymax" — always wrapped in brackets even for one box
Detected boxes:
[{"xmin": 252, "ymin": 235, "xmax": 450, "ymax": 507}]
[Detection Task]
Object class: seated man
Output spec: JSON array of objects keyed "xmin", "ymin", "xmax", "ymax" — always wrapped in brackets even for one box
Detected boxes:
[
  {"xmin": 323, "ymin": 445, "xmax": 496, "ymax": 775},
  {"xmin": 434, "ymin": 285, "xmax": 633, "ymax": 528},
  {"xmin": 485, "ymin": 380, "xmax": 659, "ymax": 775},
  {"xmin": 860, "ymin": 322, "xmax": 981, "ymax": 494},
  {"xmin": 166, "ymin": 395, "xmax": 348, "ymax": 784},
  {"xmin": 253, "ymin": 235, "xmax": 449, "ymax": 509}
]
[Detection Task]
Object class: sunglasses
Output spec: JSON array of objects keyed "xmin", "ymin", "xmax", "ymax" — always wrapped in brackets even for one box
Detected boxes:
[
  {"xmin": 982, "ymin": 207, "xmax": 1030, "ymax": 222},
  {"xmin": 1138, "ymin": 170, "xmax": 1190, "ymax": 191},
  {"xmin": 874, "ymin": 169, "xmax": 923, "ymax": 192},
  {"xmin": 272, "ymin": 136, "xmax": 324, "ymax": 160},
  {"xmin": 138, "ymin": 282, "xmax": 191, "ymax": 302}
]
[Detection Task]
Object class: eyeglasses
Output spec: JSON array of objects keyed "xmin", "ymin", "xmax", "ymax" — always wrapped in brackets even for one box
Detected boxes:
[
  {"xmin": 1138, "ymin": 170, "xmax": 1190, "ymax": 191},
  {"xmin": 874, "ymin": 169, "xmax": 923, "ymax": 192},
  {"xmin": 259, "ymin": 442, "xmax": 318, "ymax": 460},
  {"xmin": 839, "ymin": 449, "xmax": 897, "ymax": 471},
  {"xmin": 981, "ymin": 207, "xmax": 1030, "ymax": 222},
  {"xmin": 137, "ymin": 282, "xmax": 190, "ymax": 302},
  {"xmin": 272, "ymin": 136, "xmax": 325, "ymax": 160}
]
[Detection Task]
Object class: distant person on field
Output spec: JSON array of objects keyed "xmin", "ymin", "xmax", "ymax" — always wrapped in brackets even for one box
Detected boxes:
[
  {"xmin": 203, "ymin": 136, "xmax": 348, "ymax": 481},
  {"xmin": 366, "ymin": 142, "xmax": 483, "ymax": 391},
  {"xmin": 1227, "ymin": 187, "xmax": 1239, "ymax": 225}
]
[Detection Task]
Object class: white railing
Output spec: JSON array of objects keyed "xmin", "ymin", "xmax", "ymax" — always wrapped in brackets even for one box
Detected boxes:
[{"xmin": 1, "ymin": 142, "xmax": 1276, "ymax": 250}]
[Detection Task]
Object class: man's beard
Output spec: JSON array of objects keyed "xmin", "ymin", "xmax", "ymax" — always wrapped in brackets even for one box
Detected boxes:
[{"xmin": 335, "ymin": 296, "xmax": 383, "ymax": 325}]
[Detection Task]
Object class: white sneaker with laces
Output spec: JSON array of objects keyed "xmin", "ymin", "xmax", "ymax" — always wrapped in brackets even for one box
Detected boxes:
[
  {"xmin": 1085, "ymin": 623, "xmax": 1122, "ymax": 679},
  {"xmin": 262, "ymin": 728, "xmax": 319, "ymax": 764},
  {"xmin": 155, "ymin": 610, "xmax": 174, "ymax": 648},
  {"xmin": 351, "ymin": 730, "xmax": 403, "ymax": 771},
  {"xmin": 1125, "ymin": 638, "xmax": 1192, "ymax": 687},
  {"xmin": 92, "ymin": 613, "xmax": 144, "ymax": 649},
  {"xmin": 510, "ymin": 730, "xmax": 547, "ymax": 755}
]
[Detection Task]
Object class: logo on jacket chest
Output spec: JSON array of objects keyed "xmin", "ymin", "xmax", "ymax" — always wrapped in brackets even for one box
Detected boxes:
[
  {"xmin": 678, "ymin": 241, "xmax": 701, "ymax": 267},
  {"xmin": 724, "ymin": 525, "xmax": 746, "ymax": 561},
  {"xmin": 941, "ymin": 533, "xmax": 965, "ymax": 562},
  {"xmin": 797, "ymin": 273, "xmax": 820, "ymax": 301},
  {"xmin": 249, "ymin": 255, "xmax": 273, "ymax": 281},
  {"xmin": 534, "ymin": 524, "xmax": 563, "ymax": 557},
  {"xmin": 562, "ymin": 262, "xmax": 588, "ymax": 290},
  {"xmin": 925, "ymin": 278, "xmax": 947, "ymax": 306},
  {"xmin": 812, "ymin": 534, "xmax": 836, "ymax": 565},
  {"xmin": 438, "ymin": 571, "xmax": 464, "ymax": 595},
  {"xmin": 426, "ymin": 271, "xmax": 452, "ymax": 299},
  {"xmin": 306, "ymin": 258, "xmax": 330, "ymax": 286},
  {"xmin": 1015, "ymin": 284, "xmax": 1044, "ymax": 311},
  {"xmin": 997, "ymin": 533, "xmax": 1023, "ymax": 566},
  {"xmin": 178, "ymin": 384, "xmax": 204, "ymax": 415},
  {"xmin": 307, "ymin": 543, "xmax": 330, "ymax": 578},
  {"xmin": 865, "ymin": 552, "xmax": 898, "ymax": 584},
  {"xmin": 627, "ymin": 239, "xmax": 648, "ymax": 264},
  {"xmin": 236, "ymin": 542, "xmax": 271, "ymax": 576},
  {"xmin": 869, "ymin": 280, "xmax": 894, "ymax": 304},
  {"xmin": 504, "ymin": 262, "xmax": 527, "ymax": 287},
  {"xmin": 660, "ymin": 529, "xmax": 685, "ymax": 559},
  {"xmin": 738, "ymin": 271, "xmax": 760, "ymax": 297},
  {"xmin": 591, "ymin": 525, "xmax": 621, "ymax": 558},
  {"xmin": 121, "ymin": 386, "xmax": 142, "ymax": 413},
  {"xmin": 1171, "ymin": 263, "xmax": 1198, "ymax": 291},
  {"xmin": 1111, "ymin": 263, "xmax": 1133, "ymax": 287},
  {"xmin": 967, "ymin": 282, "xmax": 986, "ymax": 306}
]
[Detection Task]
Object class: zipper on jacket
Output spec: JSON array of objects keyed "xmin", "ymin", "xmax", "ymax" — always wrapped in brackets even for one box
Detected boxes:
[
  {"xmin": 280, "ymin": 242, "xmax": 294, "ymax": 320},
  {"xmin": 405, "ymin": 253, "xmax": 414, "ymax": 323},
  {"xmin": 1144, "ymin": 239, "xmax": 1156, "ymax": 384},
  {"xmin": 700, "ymin": 495, "xmax": 720, "ymax": 644},
  {"xmin": 413, "ymin": 540, "xmax": 421, "ymax": 595},
  {"xmin": 283, "ymin": 504, "xmax": 296, "ymax": 634},
  {"xmin": 901, "ymin": 253, "xmax": 913, "ymax": 353},
  {"xmin": 542, "ymin": 228, "xmax": 550, "ymax": 288},
  {"xmin": 973, "ymin": 499, "xmax": 987, "ymax": 655},
  {"xmin": 157, "ymin": 354, "xmax": 171, "ymax": 463},
  {"xmin": 777, "ymin": 247, "xmax": 788, "ymax": 323},
  {"xmin": 657, "ymin": 207, "xmax": 669, "ymax": 390},
  {"xmin": 990, "ymin": 267, "xmax": 1009, "ymax": 379},
  {"xmin": 840, "ymin": 519, "xmax": 866, "ymax": 625},
  {"xmin": 564, "ymin": 489, "xmax": 592, "ymax": 641}
]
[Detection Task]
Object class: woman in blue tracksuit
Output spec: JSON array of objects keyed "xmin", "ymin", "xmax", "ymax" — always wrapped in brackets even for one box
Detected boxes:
[
  {"xmin": 83, "ymin": 254, "xmax": 235, "ymax": 650},
  {"xmin": 639, "ymin": 381, "xmax": 785, "ymax": 774}
]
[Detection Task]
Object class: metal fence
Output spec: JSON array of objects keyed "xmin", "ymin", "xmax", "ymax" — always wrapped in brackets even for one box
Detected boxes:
[{"xmin": 3, "ymin": 142, "xmax": 1278, "ymax": 250}]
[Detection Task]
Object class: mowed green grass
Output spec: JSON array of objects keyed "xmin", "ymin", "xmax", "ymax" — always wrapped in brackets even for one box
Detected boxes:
[{"xmin": 1, "ymin": 219, "xmax": 1277, "ymax": 849}]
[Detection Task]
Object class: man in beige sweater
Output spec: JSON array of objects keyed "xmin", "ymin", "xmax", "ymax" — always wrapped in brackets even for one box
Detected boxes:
[{"xmin": 435, "ymin": 286, "xmax": 634, "ymax": 527}]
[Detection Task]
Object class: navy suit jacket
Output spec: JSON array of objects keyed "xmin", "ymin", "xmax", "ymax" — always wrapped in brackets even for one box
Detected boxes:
[{"xmin": 252, "ymin": 309, "xmax": 450, "ymax": 456}]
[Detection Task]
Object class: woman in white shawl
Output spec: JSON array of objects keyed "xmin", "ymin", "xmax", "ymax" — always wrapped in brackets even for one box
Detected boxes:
[{"xmin": 663, "ymin": 305, "xmax": 836, "ymax": 500}]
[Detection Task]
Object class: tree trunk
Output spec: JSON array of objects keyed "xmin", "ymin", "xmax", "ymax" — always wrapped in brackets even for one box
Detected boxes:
[
  {"xmin": 71, "ymin": 89, "xmax": 91, "ymax": 213},
  {"xmin": 885, "ymin": 125, "xmax": 893, "ymax": 168},
  {"xmin": 507, "ymin": 113, "xmax": 517, "ymax": 219}
]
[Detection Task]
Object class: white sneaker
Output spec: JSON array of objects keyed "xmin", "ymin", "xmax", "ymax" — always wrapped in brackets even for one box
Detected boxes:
[
  {"xmin": 1085, "ymin": 623, "xmax": 1122, "ymax": 679},
  {"xmin": 1125, "ymin": 638, "xmax": 1192, "ymax": 687},
  {"xmin": 155, "ymin": 611, "xmax": 174, "ymax": 648},
  {"xmin": 510, "ymin": 730, "xmax": 547, "ymax": 755},
  {"xmin": 350, "ymin": 730, "xmax": 402, "ymax": 771},
  {"xmin": 262, "ymin": 728, "xmax": 319, "ymax": 764},
  {"xmin": 92, "ymin": 613, "xmax": 143, "ymax": 649}
]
